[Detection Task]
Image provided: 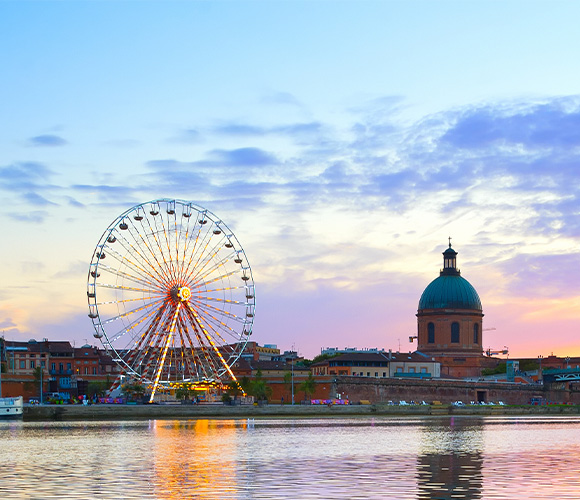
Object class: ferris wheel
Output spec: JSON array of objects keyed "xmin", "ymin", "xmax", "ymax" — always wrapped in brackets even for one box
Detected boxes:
[{"xmin": 87, "ymin": 198, "xmax": 255, "ymax": 401}]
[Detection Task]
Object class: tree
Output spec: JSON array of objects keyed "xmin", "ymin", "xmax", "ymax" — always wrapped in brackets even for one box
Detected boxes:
[
  {"xmin": 250, "ymin": 370, "xmax": 272, "ymax": 402},
  {"xmin": 175, "ymin": 383, "xmax": 195, "ymax": 401},
  {"xmin": 239, "ymin": 376, "xmax": 252, "ymax": 395},
  {"xmin": 87, "ymin": 380, "xmax": 109, "ymax": 398},
  {"xmin": 24, "ymin": 366, "xmax": 44, "ymax": 397},
  {"xmin": 299, "ymin": 372, "xmax": 317, "ymax": 402},
  {"xmin": 226, "ymin": 380, "xmax": 242, "ymax": 400},
  {"xmin": 122, "ymin": 382, "xmax": 146, "ymax": 402}
]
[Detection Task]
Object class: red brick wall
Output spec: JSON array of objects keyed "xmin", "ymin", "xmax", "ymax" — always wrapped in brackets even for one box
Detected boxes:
[{"xmin": 331, "ymin": 377, "xmax": 577, "ymax": 405}]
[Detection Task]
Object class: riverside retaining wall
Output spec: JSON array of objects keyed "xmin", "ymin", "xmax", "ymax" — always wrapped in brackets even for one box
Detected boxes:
[{"xmin": 23, "ymin": 402, "xmax": 580, "ymax": 421}]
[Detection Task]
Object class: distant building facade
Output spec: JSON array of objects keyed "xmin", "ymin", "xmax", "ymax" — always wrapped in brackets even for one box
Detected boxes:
[
  {"xmin": 311, "ymin": 351, "xmax": 440, "ymax": 379},
  {"xmin": 1, "ymin": 338, "xmax": 119, "ymax": 399}
]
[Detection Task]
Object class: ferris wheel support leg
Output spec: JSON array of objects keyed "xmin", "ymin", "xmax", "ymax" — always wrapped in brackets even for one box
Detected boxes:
[
  {"xmin": 107, "ymin": 375, "xmax": 123, "ymax": 397},
  {"xmin": 149, "ymin": 303, "xmax": 182, "ymax": 403},
  {"xmin": 185, "ymin": 303, "xmax": 246, "ymax": 396}
]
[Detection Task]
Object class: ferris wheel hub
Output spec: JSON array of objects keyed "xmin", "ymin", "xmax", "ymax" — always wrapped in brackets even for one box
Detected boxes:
[{"xmin": 177, "ymin": 286, "xmax": 192, "ymax": 302}]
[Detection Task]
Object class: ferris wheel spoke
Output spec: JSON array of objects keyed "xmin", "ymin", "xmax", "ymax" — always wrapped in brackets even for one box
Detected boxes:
[
  {"xmin": 186, "ymin": 254, "xmax": 235, "ymax": 292},
  {"xmin": 121, "ymin": 210, "xmax": 179, "ymax": 283},
  {"xmin": 97, "ymin": 282, "xmax": 166, "ymax": 296},
  {"xmin": 108, "ymin": 299, "xmax": 168, "ymax": 344},
  {"xmin": 113, "ymin": 301, "xmax": 168, "ymax": 371},
  {"xmin": 184, "ymin": 302, "xmax": 242, "ymax": 387},
  {"xmin": 183, "ymin": 306, "xmax": 223, "ymax": 381},
  {"xmin": 145, "ymin": 211, "xmax": 181, "ymax": 285},
  {"xmin": 190, "ymin": 268, "xmax": 241, "ymax": 293},
  {"xmin": 182, "ymin": 233, "xmax": 229, "ymax": 284},
  {"xmin": 103, "ymin": 238, "xmax": 170, "ymax": 290},
  {"xmin": 176, "ymin": 210, "xmax": 203, "ymax": 281},
  {"xmin": 139, "ymin": 305, "xmax": 176, "ymax": 383},
  {"xmin": 191, "ymin": 296, "xmax": 248, "ymax": 324},
  {"xmin": 183, "ymin": 230, "xmax": 219, "ymax": 284},
  {"xmin": 177, "ymin": 316, "xmax": 211, "ymax": 380},
  {"xmin": 101, "ymin": 296, "xmax": 166, "ymax": 326},
  {"xmin": 198, "ymin": 310, "xmax": 243, "ymax": 343},
  {"xmin": 149, "ymin": 302, "xmax": 182, "ymax": 402},
  {"xmin": 177, "ymin": 317, "xmax": 207, "ymax": 380},
  {"xmin": 96, "ymin": 263, "xmax": 163, "ymax": 292}
]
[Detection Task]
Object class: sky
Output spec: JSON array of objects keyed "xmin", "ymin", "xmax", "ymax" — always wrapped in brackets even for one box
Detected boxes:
[{"xmin": 1, "ymin": 0, "xmax": 579, "ymax": 360}]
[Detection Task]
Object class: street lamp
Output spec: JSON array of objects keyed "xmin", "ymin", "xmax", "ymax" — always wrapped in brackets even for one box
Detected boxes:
[{"xmin": 291, "ymin": 343, "xmax": 295, "ymax": 405}]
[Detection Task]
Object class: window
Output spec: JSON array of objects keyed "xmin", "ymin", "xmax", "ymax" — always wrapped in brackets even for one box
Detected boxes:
[
  {"xmin": 84, "ymin": 367, "xmax": 89, "ymax": 375},
  {"xmin": 451, "ymin": 322, "xmax": 460, "ymax": 343},
  {"xmin": 93, "ymin": 367, "xmax": 97, "ymax": 375},
  {"xmin": 409, "ymin": 367, "xmax": 415, "ymax": 373},
  {"xmin": 51, "ymin": 362, "xmax": 56, "ymax": 371},
  {"xmin": 30, "ymin": 360, "xmax": 36, "ymax": 369},
  {"xmin": 428, "ymin": 322, "xmax": 435, "ymax": 343},
  {"xmin": 396, "ymin": 367, "xmax": 403, "ymax": 373},
  {"xmin": 374, "ymin": 372, "xmax": 378, "ymax": 377},
  {"xmin": 366, "ymin": 372, "xmax": 370, "ymax": 377},
  {"xmin": 19, "ymin": 360, "xmax": 26, "ymax": 369},
  {"xmin": 67, "ymin": 363, "xmax": 72, "ymax": 370},
  {"xmin": 382, "ymin": 372, "xmax": 386, "ymax": 377},
  {"xmin": 474, "ymin": 323, "xmax": 479, "ymax": 344}
]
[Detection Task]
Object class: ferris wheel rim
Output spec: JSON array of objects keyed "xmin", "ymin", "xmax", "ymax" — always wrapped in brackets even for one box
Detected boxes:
[{"xmin": 86, "ymin": 198, "xmax": 255, "ymax": 392}]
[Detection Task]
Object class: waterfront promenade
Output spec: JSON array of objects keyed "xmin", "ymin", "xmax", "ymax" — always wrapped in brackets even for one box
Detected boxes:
[{"xmin": 23, "ymin": 402, "xmax": 580, "ymax": 421}]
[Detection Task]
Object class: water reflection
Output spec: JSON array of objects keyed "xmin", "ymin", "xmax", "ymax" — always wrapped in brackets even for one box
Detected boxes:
[
  {"xmin": 150, "ymin": 419, "xmax": 242, "ymax": 499},
  {"xmin": 1, "ymin": 417, "xmax": 580, "ymax": 499},
  {"xmin": 417, "ymin": 417, "xmax": 484, "ymax": 499}
]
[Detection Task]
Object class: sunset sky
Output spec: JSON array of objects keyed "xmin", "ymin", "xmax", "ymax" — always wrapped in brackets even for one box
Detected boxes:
[{"xmin": 1, "ymin": 1, "xmax": 579, "ymax": 359}]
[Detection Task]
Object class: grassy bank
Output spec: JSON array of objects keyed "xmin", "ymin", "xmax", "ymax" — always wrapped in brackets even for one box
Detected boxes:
[{"xmin": 22, "ymin": 403, "xmax": 580, "ymax": 421}]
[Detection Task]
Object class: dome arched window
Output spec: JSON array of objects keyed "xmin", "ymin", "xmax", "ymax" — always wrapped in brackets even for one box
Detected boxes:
[
  {"xmin": 451, "ymin": 322, "xmax": 460, "ymax": 343},
  {"xmin": 428, "ymin": 323, "xmax": 435, "ymax": 343},
  {"xmin": 473, "ymin": 323, "xmax": 479, "ymax": 344}
]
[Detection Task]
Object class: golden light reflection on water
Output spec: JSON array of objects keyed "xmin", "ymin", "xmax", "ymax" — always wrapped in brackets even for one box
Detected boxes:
[
  {"xmin": 150, "ymin": 419, "xmax": 243, "ymax": 499},
  {"xmin": 1, "ymin": 417, "xmax": 580, "ymax": 499}
]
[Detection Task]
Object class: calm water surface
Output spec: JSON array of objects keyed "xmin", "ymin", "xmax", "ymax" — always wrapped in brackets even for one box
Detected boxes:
[{"xmin": 1, "ymin": 415, "xmax": 579, "ymax": 499}]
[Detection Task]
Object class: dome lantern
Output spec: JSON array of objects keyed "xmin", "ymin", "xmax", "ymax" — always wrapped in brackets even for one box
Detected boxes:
[{"xmin": 442, "ymin": 237, "xmax": 459, "ymax": 276}]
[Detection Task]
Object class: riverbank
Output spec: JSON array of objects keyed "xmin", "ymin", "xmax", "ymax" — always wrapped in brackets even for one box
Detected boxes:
[{"xmin": 22, "ymin": 403, "xmax": 580, "ymax": 421}]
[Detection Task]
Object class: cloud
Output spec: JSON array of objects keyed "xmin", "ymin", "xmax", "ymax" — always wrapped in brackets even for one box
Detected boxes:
[
  {"xmin": 208, "ymin": 147, "xmax": 279, "ymax": 167},
  {"xmin": 169, "ymin": 129, "xmax": 203, "ymax": 144},
  {"xmin": 260, "ymin": 91, "xmax": 302, "ymax": 107},
  {"xmin": 0, "ymin": 162, "xmax": 53, "ymax": 191},
  {"xmin": 148, "ymin": 147, "xmax": 279, "ymax": 173},
  {"xmin": 212, "ymin": 121, "xmax": 323, "ymax": 139},
  {"xmin": 22, "ymin": 192, "xmax": 57, "ymax": 206},
  {"xmin": 441, "ymin": 98, "xmax": 580, "ymax": 150},
  {"xmin": 28, "ymin": 134, "xmax": 67, "ymax": 147},
  {"xmin": 7, "ymin": 210, "xmax": 48, "ymax": 223},
  {"xmin": 499, "ymin": 253, "xmax": 580, "ymax": 299}
]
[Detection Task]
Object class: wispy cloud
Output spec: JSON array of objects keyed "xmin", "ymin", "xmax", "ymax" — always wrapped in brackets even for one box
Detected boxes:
[
  {"xmin": 28, "ymin": 134, "xmax": 67, "ymax": 147},
  {"xmin": 0, "ymin": 162, "xmax": 54, "ymax": 191}
]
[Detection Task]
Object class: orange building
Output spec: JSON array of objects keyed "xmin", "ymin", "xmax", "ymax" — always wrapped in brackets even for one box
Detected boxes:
[{"xmin": 415, "ymin": 243, "xmax": 497, "ymax": 378}]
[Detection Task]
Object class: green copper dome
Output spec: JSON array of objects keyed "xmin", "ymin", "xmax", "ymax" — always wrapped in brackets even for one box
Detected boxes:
[
  {"xmin": 418, "ymin": 242, "xmax": 482, "ymax": 311},
  {"xmin": 418, "ymin": 274, "xmax": 482, "ymax": 310}
]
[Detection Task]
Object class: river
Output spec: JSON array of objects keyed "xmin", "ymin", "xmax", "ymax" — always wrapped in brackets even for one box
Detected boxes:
[{"xmin": 1, "ymin": 416, "xmax": 579, "ymax": 499}]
